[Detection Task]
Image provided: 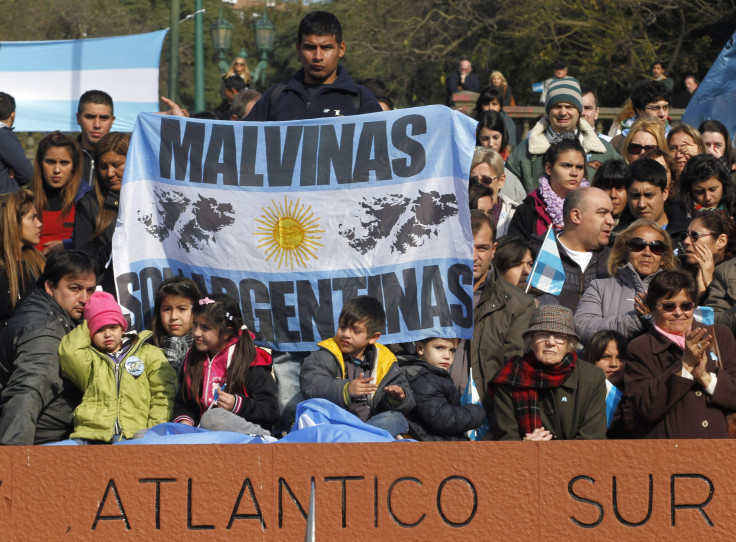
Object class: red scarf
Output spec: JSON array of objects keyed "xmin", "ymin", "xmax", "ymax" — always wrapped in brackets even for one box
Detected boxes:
[{"xmin": 491, "ymin": 350, "xmax": 577, "ymax": 435}]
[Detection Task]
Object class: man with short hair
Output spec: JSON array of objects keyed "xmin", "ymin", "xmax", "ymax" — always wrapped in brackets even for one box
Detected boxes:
[
  {"xmin": 581, "ymin": 86, "xmax": 611, "ymax": 142},
  {"xmin": 229, "ymin": 89, "xmax": 262, "ymax": 121},
  {"xmin": 0, "ymin": 251, "xmax": 97, "ymax": 445},
  {"xmin": 76, "ymin": 90, "xmax": 115, "ymax": 186},
  {"xmin": 674, "ymin": 75, "xmax": 699, "ymax": 108},
  {"xmin": 613, "ymin": 158, "xmax": 688, "ymax": 241},
  {"xmin": 446, "ymin": 59, "xmax": 480, "ymax": 106},
  {"xmin": 533, "ymin": 187, "xmax": 614, "ymax": 312},
  {"xmin": 650, "ymin": 61, "xmax": 674, "ymax": 93},
  {"xmin": 507, "ymin": 77, "xmax": 621, "ymax": 192},
  {"xmin": 456, "ymin": 210, "xmax": 534, "ymax": 409},
  {"xmin": 246, "ymin": 11, "xmax": 381, "ymax": 121},
  {"xmin": 0, "ymin": 91, "xmax": 32, "ymax": 193},
  {"xmin": 612, "ymin": 81, "xmax": 671, "ymax": 152},
  {"xmin": 215, "ymin": 75, "xmax": 247, "ymax": 120}
]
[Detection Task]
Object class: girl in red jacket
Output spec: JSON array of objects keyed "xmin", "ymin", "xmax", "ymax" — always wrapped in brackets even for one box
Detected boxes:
[{"xmin": 172, "ymin": 293, "xmax": 278, "ymax": 434}]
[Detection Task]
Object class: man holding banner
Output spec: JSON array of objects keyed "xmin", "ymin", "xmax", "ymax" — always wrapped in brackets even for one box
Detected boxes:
[{"xmin": 245, "ymin": 11, "xmax": 381, "ymax": 122}]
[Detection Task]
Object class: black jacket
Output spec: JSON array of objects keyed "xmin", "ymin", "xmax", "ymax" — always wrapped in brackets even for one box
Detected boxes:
[
  {"xmin": 400, "ymin": 358, "xmax": 485, "ymax": 441},
  {"xmin": 72, "ymin": 189, "xmax": 119, "ymax": 295},
  {"xmin": 0, "ymin": 288, "xmax": 82, "ymax": 444},
  {"xmin": 245, "ymin": 65, "xmax": 381, "ymax": 122}
]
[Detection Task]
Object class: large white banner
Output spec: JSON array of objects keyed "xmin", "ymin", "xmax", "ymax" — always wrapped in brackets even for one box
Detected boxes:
[
  {"xmin": 0, "ymin": 30, "xmax": 167, "ymax": 132},
  {"xmin": 114, "ymin": 106, "xmax": 476, "ymax": 351}
]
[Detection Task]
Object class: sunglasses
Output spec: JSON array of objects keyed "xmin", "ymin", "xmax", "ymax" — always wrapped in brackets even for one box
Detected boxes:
[
  {"xmin": 656, "ymin": 301, "xmax": 695, "ymax": 312},
  {"xmin": 628, "ymin": 237, "xmax": 665, "ymax": 255},
  {"xmin": 470, "ymin": 175, "xmax": 499, "ymax": 186},
  {"xmin": 627, "ymin": 143, "xmax": 658, "ymax": 155},
  {"xmin": 681, "ymin": 231, "xmax": 712, "ymax": 242}
]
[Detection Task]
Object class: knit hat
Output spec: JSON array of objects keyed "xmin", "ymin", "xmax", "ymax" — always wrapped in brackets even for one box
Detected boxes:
[
  {"xmin": 84, "ymin": 291, "xmax": 128, "ymax": 336},
  {"xmin": 545, "ymin": 76, "xmax": 583, "ymax": 115},
  {"xmin": 523, "ymin": 305, "xmax": 579, "ymax": 342}
]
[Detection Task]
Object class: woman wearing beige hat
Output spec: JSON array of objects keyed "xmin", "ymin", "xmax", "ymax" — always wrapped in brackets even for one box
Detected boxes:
[{"xmin": 489, "ymin": 305, "xmax": 607, "ymax": 440}]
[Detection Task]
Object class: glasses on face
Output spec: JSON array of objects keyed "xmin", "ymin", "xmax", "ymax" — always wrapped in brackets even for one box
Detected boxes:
[
  {"xmin": 470, "ymin": 175, "xmax": 499, "ymax": 186},
  {"xmin": 643, "ymin": 104, "xmax": 670, "ymax": 112},
  {"xmin": 628, "ymin": 237, "xmax": 665, "ymax": 255},
  {"xmin": 234, "ymin": 62, "xmax": 245, "ymax": 66},
  {"xmin": 627, "ymin": 143, "xmax": 658, "ymax": 155},
  {"xmin": 681, "ymin": 231, "xmax": 712, "ymax": 242},
  {"xmin": 533, "ymin": 332, "xmax": 569, "ymax": 345},
  {"xmin": 656, "ymin": 301, "xmax": 695, "ymax": 313}
]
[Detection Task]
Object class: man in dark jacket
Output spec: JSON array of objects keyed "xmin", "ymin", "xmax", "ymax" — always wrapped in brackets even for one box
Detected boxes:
[
  {"xmin": 245, "ymin": 11, "xmax": 381, "ymax": 121},
  {"xmin": 456, "ymin": 211, "xmax": 535, "ymax": 410},
  {"xmin": 531, "ymin": 187, "xmax": 615, "ymax": 312},
  {"xmin": 75, "ymin": 90, "xmax": 115, "ymax": 186},
  {"xmin": 0, "ymin": 92, "xmax": 32, "ymax": 193},
  {"xmin": 0, "ymin": 251, "xmax": 96, "ymax": 445},
  {"xmin": 445, "ymin": 59, "xmax": 480, "ymax": 106}
]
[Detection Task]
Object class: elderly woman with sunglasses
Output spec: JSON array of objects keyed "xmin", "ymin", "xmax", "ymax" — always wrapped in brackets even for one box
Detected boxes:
[
  {"xmin": 624, "ymin": 269, "xmax": 736, "ymax": 438},
  {"xmin": 575, "ymin": 219, "xmax": 677, "ymax": 346},
  {"xmin": 490, "ymin": 305, "xmax": 607, "ymax": 441}
]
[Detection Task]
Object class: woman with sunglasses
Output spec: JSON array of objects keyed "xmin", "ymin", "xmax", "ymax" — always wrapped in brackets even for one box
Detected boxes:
[
  {"xmin": 224, "ymin": 56, "xmax": 252, "ymax": 86},
  {"xmin": 490, "ymin": 305, "xmax": 607, "ymax": 441},
  {"xmin": 681, "ymin": 210, "xmax": 736, "ymax": 302},
  {"xmin": 507, "ymin": 138, "xmax": 587, "ymax": 240},
  {"xmin": 575, "ymin": 219, "xmax": 677, "ymax": 346},
  {"xmin": 468, "ymin": 147, "xmax": 519, "ymax": 235},
  {"xmin": 624, "ymin": 269, "xmax": 736, "ymax": 438},
  {"xmin": 621, "ymin": 119, "xmax": 667, "ymax": 164},
  {"xmin": 676, "ymin": 154, "xmax": 736, "ymax": 219}
]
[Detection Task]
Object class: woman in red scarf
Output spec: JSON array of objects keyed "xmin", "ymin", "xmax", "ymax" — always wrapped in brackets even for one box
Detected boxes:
[{"xmin": 490, "ymin": 305, "xmax": 607, "ymax": 440}]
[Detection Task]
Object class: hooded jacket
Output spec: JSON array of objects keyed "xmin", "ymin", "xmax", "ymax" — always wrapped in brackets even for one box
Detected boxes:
[
  {"xmin": 507, "ymin": 118, "xmax": 621, "ymax": 193},
  {"xmin": 300, "ymin": 337, "xmax": 415, "ymax": 417},
  {"xmin": 59, "ymin": 324, "xmax": 176, "ymax": 441}
]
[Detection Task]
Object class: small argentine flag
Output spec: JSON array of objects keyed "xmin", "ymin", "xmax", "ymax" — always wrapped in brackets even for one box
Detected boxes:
[
  {"xmin": 460, "ymin": 368, "xmax": 489, "ymax": 441},
  {"xmin": 605, "ymin": 380, "xmax": 622, "ymax": 429},
  {"xmin": 693, "ymin": 306, "xmax": 715, "ymax": 325},
  {"xmin": 527, "ymin": 225, "xmax": 566, "ymax": 295},
  {"xmin": 532, "ymin": 81, "xmax": 544, "ymax": 93}
]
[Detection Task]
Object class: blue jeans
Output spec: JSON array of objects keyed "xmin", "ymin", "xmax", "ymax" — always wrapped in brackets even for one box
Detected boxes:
[{"xmin": 366, "ymin": 411, "xmax": 409, "ymax": 437}]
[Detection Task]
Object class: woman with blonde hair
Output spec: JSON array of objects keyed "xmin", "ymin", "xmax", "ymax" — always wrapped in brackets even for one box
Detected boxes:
[
  {"xmin": 489, "ymin": 70, "xmax": 515, "ymax": 107},
  {"xmin": 30, "ymin": 131, "xmax": 90, "ymax": 256},
  {"xmin": 621, "ymin": 118, "xmax": 667, "ymax": 164},
  {"xmin": 225, "ymin": 56, "xmax": 252, "ymax": 87},
  {"xmin": 73, "ymin": 132, "xmax": 130, "ymax": 294},
  {"xmin": 0, "ymin": 189, "xmax": 44, "ymax": 327},
  {"xmin": 575, "ymin": 219, "xmax": 677, "ymax": 346}
]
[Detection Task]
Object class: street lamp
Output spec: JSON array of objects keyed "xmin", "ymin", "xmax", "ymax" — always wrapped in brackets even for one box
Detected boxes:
[
  {"xmin": 251, "ymin": 6, "xmax": 275, "ymax": 89},
  {"xmin": 210, "ymin": 7, "xmax": 233, "ymax": 75}
]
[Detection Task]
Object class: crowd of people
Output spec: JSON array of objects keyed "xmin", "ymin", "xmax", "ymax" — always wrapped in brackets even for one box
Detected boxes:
[{"xmin": 0, "ymin": 10, "xmax": 735, "ymax": 445}]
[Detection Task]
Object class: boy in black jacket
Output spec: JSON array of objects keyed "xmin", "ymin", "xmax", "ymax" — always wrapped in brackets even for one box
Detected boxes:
[{"xmin": 401, "ymin": 338, "xmax": 485, "ymax": 441}]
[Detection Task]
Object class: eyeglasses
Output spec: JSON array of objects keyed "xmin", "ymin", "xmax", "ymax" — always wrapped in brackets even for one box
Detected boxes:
[
  {"xmin": 234, "ymin": 62, "xmax": 245, "ymax": 66},
  {"xmin": 643, "ymin": 104, "xmax": 670, "ymax": 112},
  {"xmin": 681, "ymin": 231, "xmax": 712, "ymax": 242},
  {"xmin": 656, "ymin": 301, "xmax": 695, "ymax": 312},
  {"xmin": 627, "ymin": 143, "xmax": 658, "ymax": 155},
  {"xmin": 533, "ymin": 332, "xmax": 569, "ymax": 344},
  {"xmin": 470, "ymin": 175, "xmax": 499, "ymax": 186},
  {"xmin": 628, "ymin": 237, "xmax": 665, "ymax": 255}
]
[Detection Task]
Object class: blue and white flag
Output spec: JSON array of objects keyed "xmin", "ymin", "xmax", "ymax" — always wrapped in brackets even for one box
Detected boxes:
[
  {"xmin": 605, "ymin": 379, "xmax": 622, "ymax": 429},
  {"xmin": 527, "ymin": 225, "xmax": 565, "ymax": 295},
  {"xmin": 0, "ymin": 30, "xmax": 167, "ymax": 132},
  {"xmin": 531, "ymin": 81, "xmax": 544, "ymax": 93},
  {"xmin": 693, "ymin": 306, "xmax": 715, "ymax": 325},
  {"xmin": 113, "ymin": 106, "xmax": 476, "ymax": 351},
  {"xmin": 682, "ymin": 30, "xmax": 736, "ymax": 139},
  {"xmin": 460, "ymin": 368, "xmax": 489, "ymax": 440}
]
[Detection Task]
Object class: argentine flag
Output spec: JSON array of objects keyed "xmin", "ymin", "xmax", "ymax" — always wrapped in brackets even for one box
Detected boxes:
[
  {"xmin": 693, "ymin": 306, "xmax": 715, "ymax": 325},
  {"xmin": 0, "ymin": 30, "xmax": 167, "ymax": 132},
  {"xmin": 527, "ymin": 225, "xmax": 566, "ymax": 295},
  {"xmin": 605, "ymin": 380, "xmax": 622, "ymax": 429}
]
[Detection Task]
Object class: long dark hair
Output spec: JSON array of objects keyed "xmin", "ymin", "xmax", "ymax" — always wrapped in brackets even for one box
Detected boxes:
[
  {"xmin": 475, "ymin": 110, "xmax": 509, "ymax": 151},
  {"xmin": 677, "ymin": 153, "xmax": 736, "ymax": 217},
  {"xmin": 92, "ymin": 132, "xmax": 129, "ymax": 239},
  {"xmin": 183, "ymin": 293, "xmax": 256, "ymax": 410},
  {"xmin": 586, "ymin": 330, "xmax": 627, "ymax": 365},
  {"xmin": 151, "ymin": 277, "xmax": 202, "ymax": 347},
  {"xmin": 32, "ymin": 131, "xmax": 83, "ymax": 216}
]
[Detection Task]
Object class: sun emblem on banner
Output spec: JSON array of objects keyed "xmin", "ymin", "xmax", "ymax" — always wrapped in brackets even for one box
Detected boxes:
[{"xmin": 254, "ymin": 196, "xmax": 325, "ymax": 270}]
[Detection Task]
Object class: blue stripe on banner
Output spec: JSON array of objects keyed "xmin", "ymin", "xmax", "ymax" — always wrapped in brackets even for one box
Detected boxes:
[
  {"xmin": 693, "ymin": 306, "xmax": 715, "ymax": 325},
  {"xmin": 116, "ymin": 257, "xmax": 474, "ymax": 351},
  {"xmin": 0, "ymin": 30, "xmax": 168, "ymax": 71},
  {"xmin": 125, "ymin": 108, "xmax": 477, "ymax": 189},
  {"xmin": 13, "ymin": 100, "xmax": 156, "ymax": 133}
]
